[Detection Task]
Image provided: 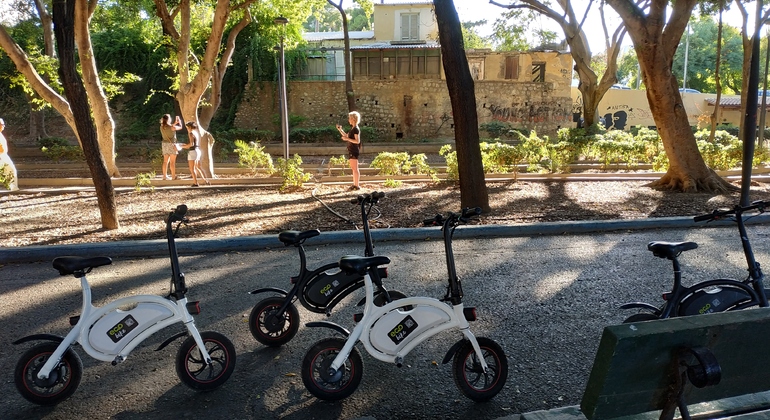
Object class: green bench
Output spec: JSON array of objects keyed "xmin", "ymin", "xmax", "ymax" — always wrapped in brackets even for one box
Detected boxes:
[{"xmin": 523, "ymin": 309, "xmax": 770, "ymax": 419}]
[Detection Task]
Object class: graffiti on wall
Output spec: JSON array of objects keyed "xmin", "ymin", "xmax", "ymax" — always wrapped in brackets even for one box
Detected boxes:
[
  {"xmin": 601, "ymin": 104, "xmax": 653, "ymax": 130},
  {"xmin": 487, "ymin": 101, "xmax": 570, "ymax": 124}
]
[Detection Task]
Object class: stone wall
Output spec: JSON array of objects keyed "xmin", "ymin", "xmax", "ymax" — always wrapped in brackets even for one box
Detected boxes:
[{"xmin": 235, "ymin": 79, "xmax": 572, "ymax": 141}]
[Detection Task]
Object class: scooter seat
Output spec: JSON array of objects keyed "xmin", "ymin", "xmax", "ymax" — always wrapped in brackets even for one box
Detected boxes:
[
  {"xmin": 339, "ymin": 255, "xmax": 391, "ymax": 275},
  {"xmin": 647, "ymin": 241, "xmax": 698, "ymax": 259},
  {"xmin": 278, "ymin": 229, "xmax": 321, "ymax": 245},
  {"xmin": 53, "ymin": 256, "xmax": 113, "ymax": 276}
]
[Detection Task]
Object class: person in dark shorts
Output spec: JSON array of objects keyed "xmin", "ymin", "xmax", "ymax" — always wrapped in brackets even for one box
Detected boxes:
[{"xmin": 337, "ymin": 111, "xmax": 361, "ymax": 190}]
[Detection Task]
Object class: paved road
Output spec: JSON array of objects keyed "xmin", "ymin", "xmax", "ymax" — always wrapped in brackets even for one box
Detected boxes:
[{"xmin": 2, "ymin": 222, "xmax": 768, "ymax": 419}]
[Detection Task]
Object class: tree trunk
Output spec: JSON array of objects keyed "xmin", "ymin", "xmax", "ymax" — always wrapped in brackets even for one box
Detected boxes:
[
  {"xmin": 433, "ymin": 0, "xmax": 489, "ymax": 212},
  {"xmin": 329, "ymin": 0, "xmax": 356, "ymax": 112},
  {"xmin": 607, "ymin": 0, "xmax": 734, "ymax": 192},
  {"xmin": 640, "ymin": 46, "xmax": 732, "ymax": 192},
  {"xmin": 53, "ymin": 0, "xmax": 118, "ymax": 229},
  {"xmin": 74, "ymin": 0, "xmax": 119, "ymax": 177}
]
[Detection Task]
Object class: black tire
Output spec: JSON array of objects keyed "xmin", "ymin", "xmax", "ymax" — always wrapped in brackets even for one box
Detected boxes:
[
  {"xmin": 176, "ymin": 331, "xmax": 236, "ymax": 391},
  {"xmin": 14, "ymin": 342, "xmax": 83, "ymax": 405},
  {"xmin": 452, "ymin": 337, "xmax": 508, "ymax": 402},
  {"xmin": 249, "ymin": 296, "xmax": 300, "ymax": 347},
  {"xmin": 301, "ymin": 337, "xmax": 363, "ymax": 401},
  {"xmin": 623, "ymin": 313, "xmax": 659, "ymax": 323}
]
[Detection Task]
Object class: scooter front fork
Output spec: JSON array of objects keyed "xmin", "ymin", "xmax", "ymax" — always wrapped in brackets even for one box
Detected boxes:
[
  {"xmin": 461, "ymin": 328, "xmax": 490, "ymax": 373},
  {"xmin": 185, "ymin": 321, "xmax": 213, "ymax": 364}
]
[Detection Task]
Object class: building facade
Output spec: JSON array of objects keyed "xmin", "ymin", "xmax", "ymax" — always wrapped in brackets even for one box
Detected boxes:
[{"xmin": 234, "ymin": 1, "xmax": 573, "ymax": 140}]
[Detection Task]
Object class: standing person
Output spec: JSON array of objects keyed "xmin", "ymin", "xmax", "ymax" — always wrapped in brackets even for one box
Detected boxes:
[
  {"xmin": 182, "ymin": 121, "xmax": 209, "ymax": 187},
  {"xmin": 159, "ymin": 114, "xmax": 184, "ymax": 180},
  {"xmin": 337, "ymin": 111, "xmax": 361, "ymax": 190},
  {"xmin": 0, "ymin": 118, "xmax": 18, "ymax": 191}
]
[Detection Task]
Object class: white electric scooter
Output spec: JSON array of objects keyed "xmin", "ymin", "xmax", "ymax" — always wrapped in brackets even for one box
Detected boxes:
[
  {"xmin": 301, "ymin": 208, "xmax": 508, "ymax": 401},
  {"xmin": 13, "ymin": 205, "xmax": 236, "ymax": 405}
]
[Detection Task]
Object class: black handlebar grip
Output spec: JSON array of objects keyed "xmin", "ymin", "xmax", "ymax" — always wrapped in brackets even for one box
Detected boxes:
[
  {"xmin": 372, "ymin": 191, "xmax": 386, "ymax": 200},
  {"xmin": 693, "ymin": 213, "xmax": 713, "ymax": 222}
]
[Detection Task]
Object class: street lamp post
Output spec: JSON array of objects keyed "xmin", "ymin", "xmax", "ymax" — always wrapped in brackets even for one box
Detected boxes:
[{"xmin": 274, "ymin": 16, "xmax": 289, "ymax": 160}]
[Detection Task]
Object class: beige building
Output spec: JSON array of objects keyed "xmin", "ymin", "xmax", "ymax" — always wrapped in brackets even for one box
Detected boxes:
[{"xmin": 235, "ymin": 1, "xmax": 573, "ymax": 140}]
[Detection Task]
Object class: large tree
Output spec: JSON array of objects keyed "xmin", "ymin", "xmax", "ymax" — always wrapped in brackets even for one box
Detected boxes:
[
  {"xmin": 327, "ymin": 0, "xmax": 372, "ymax": 112},
  {"xmin": 490, "ymin": 0, "xmax": 626, "ymax": 127},
  {"xmin": 52, "ymin": 0, "xmax": 118, "ymax": 229},
  {"xmin": 154, "ymin": 0, "xmax": 261, "ymax": 179},
  {"xmin": 606, "ymin": 0, "xmax": 733, "ymax": 192},
  {"xmin": 0, "ymin": 0, "xmax": 120, "ymax": 176},
  {"xmin": 732, "ymin": 0, "xmax": 770, "ymax": 140},
  {"xmin": 434, "ymin": 0, "xmax": 490, "ymax": 212}
]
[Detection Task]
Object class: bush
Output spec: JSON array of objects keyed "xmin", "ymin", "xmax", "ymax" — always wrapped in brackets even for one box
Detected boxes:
[
  {"xmin": 0, "ymin": 163, "xmax": 15, "ymax": 190},
  {"xmin": 479, "ymin": 121, "xmax": 529, "ymax": 140},
  {"xmin": 694, "ymin": 129, "xmax": 742, "ymax": 171},
  {"xmin": 439, "ymin": 144, "xmax": 458, "ymax": 181},
  {"xmin": 38, "ymin": 137, "xmax": 84, "ymax": 162},
  {"xmin": 276, "ymin": 154, "xmax": 312, "ymax": 191},
  {"xmin": 134, "ymin": 171, "xmax": 156, "ymax": 192},
  {"xmin": 370, "ymin": 151, "xmax": 436, "ymax": 180},
  {"xmin": 233, "ymin": 140, "xmax": 275, "ymax": 174}
]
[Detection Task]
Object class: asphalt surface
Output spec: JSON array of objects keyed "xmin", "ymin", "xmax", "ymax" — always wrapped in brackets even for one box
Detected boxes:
[{"xmin": 2, "ymin": 217, "xmax": 770, "ymax": 419}]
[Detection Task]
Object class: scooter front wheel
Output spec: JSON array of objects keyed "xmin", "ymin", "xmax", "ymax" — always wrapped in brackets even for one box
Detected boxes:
[
  {"xmin": 249, "ymin": 296, "xmax": 300, "ymax": 347},
  {"xmin": 14, "ymin": 342, "xmax": 83, "ymax": 405},
  {"xmin": 452, "ymin": 337, "xmax": 508, "ymax": 402},
  {"xmin": 176, "ymin": 331, "xmax": 236, "ymax": 390},
  {"xmin": 301, "ymin": 337, "xmax": 363, "ymax": 401}
]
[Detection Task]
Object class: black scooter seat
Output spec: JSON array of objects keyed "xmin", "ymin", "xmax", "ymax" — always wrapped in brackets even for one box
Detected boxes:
[
  {"xmin": 278, "ymin": 229, "xmax": 321, "ymax": 245},
  {"xmin": 53, "ymin": 256, "xmax": 113, "ymax": 276},
  {"xmin": 339, "ymin": 255, "xmax": 391, "ymax": 275},
  {"xmin": 647, "ymin": 241, "xmax": 698, "ymax": 259}
]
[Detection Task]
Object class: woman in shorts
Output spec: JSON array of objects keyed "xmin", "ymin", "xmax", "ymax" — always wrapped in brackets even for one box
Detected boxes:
[
  {"xmin": 182, "ymin": 121, "xmax": 209, "ymax": 187},
  {"xmin": 337, "ymin": 111, "xmax": 362, "ymax": 190},
  {"xmin": 159, "ymin": 114, "xmax": 183, "ymax": 180}
]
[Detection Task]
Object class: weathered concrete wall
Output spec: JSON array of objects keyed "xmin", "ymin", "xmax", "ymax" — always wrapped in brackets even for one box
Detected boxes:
[
  {"xmin": 235, "ymin": 78, "xmax": 572, "ymax": 140},
  {"xmin": 570, "ymin": 88, "xmax": 758, "ymax": 130}
]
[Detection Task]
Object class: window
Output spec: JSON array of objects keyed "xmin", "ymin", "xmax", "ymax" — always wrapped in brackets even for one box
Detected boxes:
[
  {"xmin": 401, "ymin": 13, "xmax": 420, "ymax": 41},
  {"xmin": 505, "ymin": 56, "xmax": 519, "ymax": 80},
  {"xmin": 352, "ymin": 48, "xmax": 440, "ymax": 79},
  {"xmin": 532, "ymin": 62, "xmax": 545, "ymax": 82}
]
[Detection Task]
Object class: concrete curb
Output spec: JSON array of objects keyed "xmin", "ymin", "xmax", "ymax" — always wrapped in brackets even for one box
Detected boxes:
[{"xmin": 3, "ymin": 215, "xmax": 769, "ymax": 264}]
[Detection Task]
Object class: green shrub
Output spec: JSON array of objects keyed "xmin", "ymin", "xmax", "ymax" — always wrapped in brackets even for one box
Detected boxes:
[
  {"xmin": 0, "ymin": 163, "xmax": 14, "ymax": 190},
  {"xmin": 134, "ymin": 171, "xmax": 155, "ymax": 192},
  {"xmin": 479, "ymin": 121, "xmax": 529, "ymax": 140},
  {"xmin": 276, "ymin": 154, "xmax": 312, "ymax": 191},
  {"xmin": 370, "ymin": 151, "xmax": 436, "ymax": 180},
  {"xmin": 233, "ymin": 140, "xmax": 275, "ymax": 174},
  {"xmin": 439, "ymin": 144, "xmax": 458, "ymax": 181},
  {"xmin": 38, "ymin": 137, "xmax": 84, "ymax": 162},
  {"xmin": 327, "ymin": 155, "xmax": 348, "ymax": 175},
  {"xmin": 694, "ymin": 129, "xmax": 742, "ymax": 170},
  {"xmin": 383, "ymin": 178, "xmax": 403, "ymax": 188}
]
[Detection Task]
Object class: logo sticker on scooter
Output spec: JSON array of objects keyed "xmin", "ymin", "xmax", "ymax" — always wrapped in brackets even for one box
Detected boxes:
[
  {"xmin": 107, "ymin": 315, "xmax": 139, "ymax": 343},
  {"xmin": 388, "ymin": 315, "xmax": 418, "ymax": 345}
]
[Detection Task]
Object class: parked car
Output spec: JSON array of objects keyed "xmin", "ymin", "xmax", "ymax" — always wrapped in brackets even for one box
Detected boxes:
[
  {"xmin": 610, "ymin": 84, "xmax": 631, "ymax": 90},
  {"xmin": 679, "ymin": 88, "xmax": 701, "ymax": 94}
]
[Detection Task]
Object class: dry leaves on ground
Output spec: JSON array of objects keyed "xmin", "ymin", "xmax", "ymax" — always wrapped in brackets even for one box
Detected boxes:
[{"xmin": 2, "ymin": 180, "xmax": 770, "ymax": 247}]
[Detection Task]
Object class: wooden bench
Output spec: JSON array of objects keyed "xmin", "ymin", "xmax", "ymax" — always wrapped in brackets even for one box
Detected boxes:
[{"xmin": 522, "ymin": 309, "xmax": 770, "ymax": 419}]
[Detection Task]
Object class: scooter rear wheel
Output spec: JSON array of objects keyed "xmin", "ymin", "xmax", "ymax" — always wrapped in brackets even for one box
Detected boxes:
[
  {"xmin": 176, "ymin": 331, "xmax": 236, "ymax": 390},
  {"xmin": 452, "ymin": 337, "xmax": 508, "ymax": 402},
  {"xmin": 302, "ymin": 337, "xmax": 363, "ymax": 401},
  {"xmin": 249, "ymin": 296, "xmax": 300, "ymax": 346},
  {"xmin": 14, "ymin": 342, "xmax": 83, "ymax": 405}
]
